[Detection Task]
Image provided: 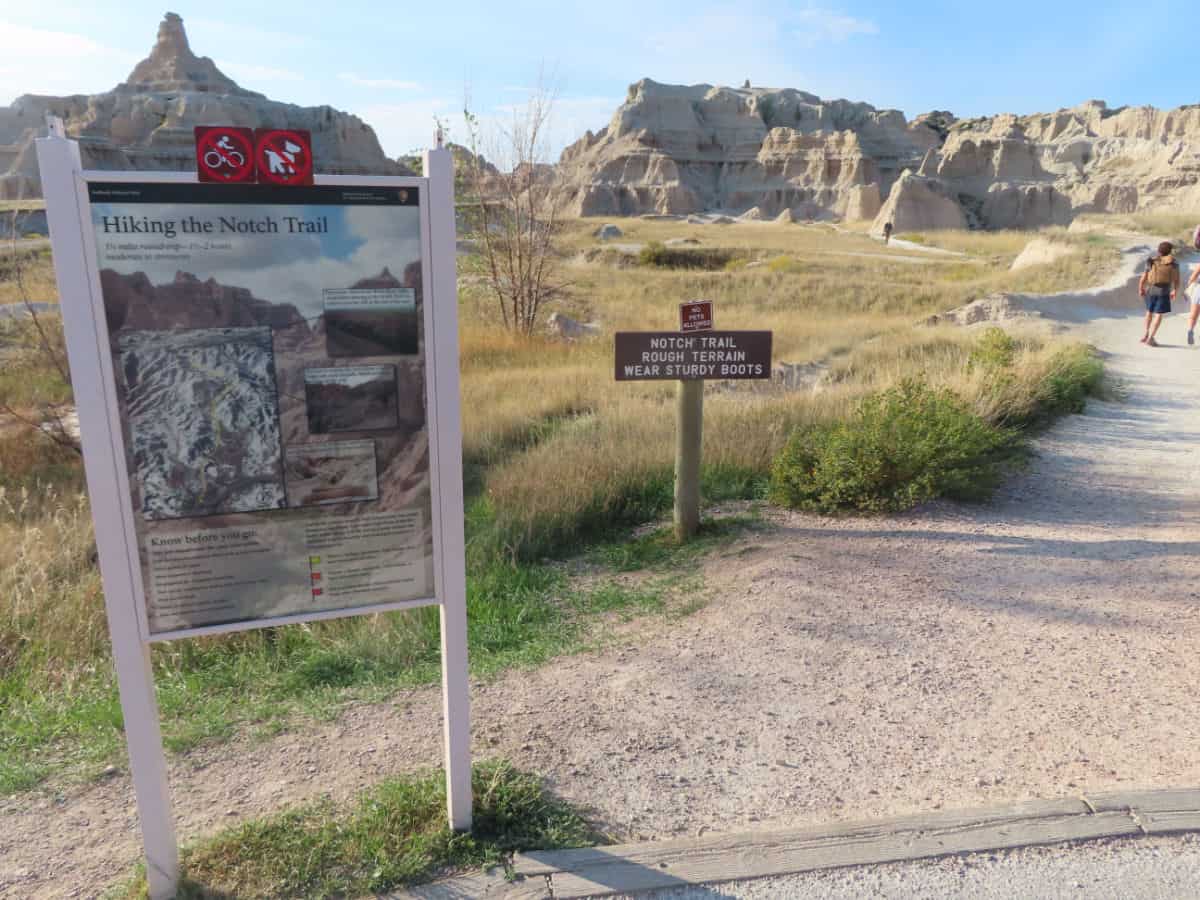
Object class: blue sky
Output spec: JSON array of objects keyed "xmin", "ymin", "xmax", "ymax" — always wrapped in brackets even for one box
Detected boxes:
[{"xmin": 0, "ymin": 1, "xmax": 1183, "ymax": 160}]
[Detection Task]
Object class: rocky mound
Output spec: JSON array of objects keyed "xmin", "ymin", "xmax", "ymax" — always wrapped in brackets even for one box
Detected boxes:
[
  {"xmin": 558, "ymin": 79, "xmax": 936, "ymax": 221},
  {"xmin": 923, "ymin": 293, "xmax": 1045, "ymax": 327},
  {"xmin": 558, "ymin": 80, "xmax": 1200, "ymax": 229},
  {"xmin": 1010, "ymin": 237, "xmax": 1077, "ymax": 271},
  {"xmin": 0, "ymin": 13, "xmax": 404, "ymax": 199}
]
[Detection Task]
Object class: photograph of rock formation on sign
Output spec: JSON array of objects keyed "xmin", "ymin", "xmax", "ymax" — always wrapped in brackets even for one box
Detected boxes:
[
  {"xmin": 304, "ymin": 365, "xmax": 400, "ymax": 433},
  {"xmin": 284, "ymin": 439, "xmax": 380, "ymax": 508}
]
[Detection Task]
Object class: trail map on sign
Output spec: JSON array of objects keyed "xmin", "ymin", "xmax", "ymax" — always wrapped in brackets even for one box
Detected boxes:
[
  {"xmin": 119, "ymin": 327, "xmax": 285, "ymax": 520},
  {"xmin": 88, "ymin": 182, "xmax": 430, "ymax": 634}
]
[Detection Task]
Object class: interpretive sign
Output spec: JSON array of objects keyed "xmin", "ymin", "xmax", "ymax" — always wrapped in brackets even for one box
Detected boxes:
[
  {"xmin": 680, "ymin": 299, "xmax": 713, "ymax": 333},
  {"xmin": 38, "ymin": 129, "xmax": 472, "ymax": 900},
  {"xmin": 614, "ymin": 330, "xmax": 773, "ymax": 381},
  {"xmin": 88, "ymin": 181, "xmax": 431, "ymax": 635}
]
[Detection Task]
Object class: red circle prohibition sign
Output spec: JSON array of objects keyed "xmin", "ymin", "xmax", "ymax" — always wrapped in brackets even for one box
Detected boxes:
[
  {"xmin": 255, "ymin": 130, "xmax": 314, "ymax": 186},
  {"xmin": 196, "ymin": 129, "xmax": 255, "ymax": 182}
]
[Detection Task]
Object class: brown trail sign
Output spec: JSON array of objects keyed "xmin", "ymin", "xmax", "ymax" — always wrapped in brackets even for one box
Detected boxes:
[
  {"xmin": 614, "ymin": 331, "xmax": 773, "ymax": 381},
  {"xmin": 615, "ymin": 309, "xmax": 772, "ymax": 540},
  {"xmin": 680, "ymin": 299, "xmax": 713, "ymax": 333}
]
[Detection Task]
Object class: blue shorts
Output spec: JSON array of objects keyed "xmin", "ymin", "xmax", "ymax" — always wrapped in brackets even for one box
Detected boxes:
[{"xmin": 1145, "ymin": 289, "xmax": 1171, "ymax": 314}]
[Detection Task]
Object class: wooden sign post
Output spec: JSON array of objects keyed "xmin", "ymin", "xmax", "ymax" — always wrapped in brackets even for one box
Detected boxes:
[
  {"xmin": 675, "ymin": 379, "xmax": 704, "ymax": 539},
  {"xmin": 615, "ymin": 303, "xmax": 771, "ymax": 540}
]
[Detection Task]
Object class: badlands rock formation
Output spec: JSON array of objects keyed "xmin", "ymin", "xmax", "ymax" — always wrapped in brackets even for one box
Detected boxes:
[
  {"xmin": 559, "ymin": 79, "xmax": 936, "ymax": 222},
  {"xmin": 559, "ymin": 79, "xmax": 1200, "ymax": 229},
  {"xmin": 0, "ymin": 13, "xmax": 402, "ymax": 199}
]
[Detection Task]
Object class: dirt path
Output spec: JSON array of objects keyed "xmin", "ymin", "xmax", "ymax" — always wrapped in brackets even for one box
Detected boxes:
[{"xmin": 7, "ymin": 243, "xmax": 1200, "ymax": 898}]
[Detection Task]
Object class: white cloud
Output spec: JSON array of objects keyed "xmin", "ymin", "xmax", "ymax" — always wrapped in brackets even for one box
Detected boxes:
[
  {"xmin": 215, "ymin": 60, "xmax": 306, "ymax": 84},
  {"xmin": 339, "ymin": 73, "xmax": 422, "ymax": 91},
  {"xmin": 793, "ymin": 7, "xmax": 878, "ymax": 45},
  {"xmin": 0, "ymin": 20, "xmax": 137, "ymax": 101}
]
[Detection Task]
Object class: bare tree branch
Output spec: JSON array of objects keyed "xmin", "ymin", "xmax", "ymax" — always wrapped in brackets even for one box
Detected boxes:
[
  {"xmin": 462, "ymin": 73, "xmax": 570, "ymax": 336},
  {"xmin": 2, "ymin": 201, "xmax": 81, "ymax": 453}
]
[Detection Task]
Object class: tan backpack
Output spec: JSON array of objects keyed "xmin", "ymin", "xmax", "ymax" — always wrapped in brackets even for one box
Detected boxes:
[{"xmin": 1149, "ymin": 255, "xmax": 1178, "ymax": 286}]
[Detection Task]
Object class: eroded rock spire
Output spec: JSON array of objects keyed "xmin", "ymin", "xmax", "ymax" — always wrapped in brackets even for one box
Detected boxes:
[{"xmin": 122, "ymin": 12, "xmax": 253, "ymax": 96}]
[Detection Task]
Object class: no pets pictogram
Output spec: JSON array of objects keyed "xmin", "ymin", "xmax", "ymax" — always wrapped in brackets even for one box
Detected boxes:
[{"xmin": 254, "ymin": 128, "xmax": 314, "ymax": 186}]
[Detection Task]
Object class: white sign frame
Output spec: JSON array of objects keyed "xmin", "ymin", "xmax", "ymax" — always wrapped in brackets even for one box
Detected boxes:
[{"xmin": 36, "ymin": 132, "xmax": 472, "ymax": 900}]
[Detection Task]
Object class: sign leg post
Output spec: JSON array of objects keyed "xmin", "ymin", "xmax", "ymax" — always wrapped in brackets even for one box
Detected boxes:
[
  {"xmin": 113, "ymin": 643, "xmax": 180, "ymax": 898},
  {"xmin": 424, "ymin": 143, "xmax": 473, "ymax": 831},
  {"xmin": 674, "ymin": 378, "xmax": 704, "ymax": 541},
  {"xmin": 35, "ymin": 132, "xmax": 179, "ymax": 899}
]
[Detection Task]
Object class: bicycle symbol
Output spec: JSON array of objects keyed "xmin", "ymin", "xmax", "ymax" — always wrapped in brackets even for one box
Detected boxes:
[{"xmin": 203, "ymin": 135, "xmax": 246, "ymax": 170}]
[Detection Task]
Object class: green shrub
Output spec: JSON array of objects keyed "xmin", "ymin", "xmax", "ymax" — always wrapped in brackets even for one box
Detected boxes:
[
  {"xmin": 968, "ymin": 326, "xmax": 1018, "ymax": 372},
  {"xmin": 1032, "ymin": 344, "xmax": 1105, "ymax": 420},
  {"xmin": 638, "ymin": 240, "xmax": 669, "ymax": 267},
  {"xmin": 769, "ymin": 379, "xmax": 1022, "ymax": 513},
  {"xmin": 638, "ymin": 243, "xmax": 742, "ymax": 270}
]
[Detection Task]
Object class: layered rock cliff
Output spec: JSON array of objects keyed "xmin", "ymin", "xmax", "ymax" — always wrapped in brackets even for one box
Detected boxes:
[
  {"xmin": 558, "ymin": 79, "xmax": 937, "ymax": 221},
  {"xmin": 559, "ymin": 79, "xmax": 1200, "ymax": 229},
  {"xmin": 0, "ymin": 12, "xmax": 403, "ymax": 199}
]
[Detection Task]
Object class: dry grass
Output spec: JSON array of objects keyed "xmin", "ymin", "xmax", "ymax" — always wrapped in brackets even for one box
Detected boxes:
[
  {"xmin": 0, "ymin": 245, "xmax": 57, "ymax": 306},
  {"xmin": 455, "ymin": 218, "xmax": 1120, "ymax": 559},
  {"xmin": 0, "ymin": 199, "xmax": 45, "ymax": 212},
  {"xmin": 893, "ymin": 229, "xmax": 1045, "ymax": 257},
  {"xmin": 0, "ymin": 433, "xmax": 101, "ymax": 676}
]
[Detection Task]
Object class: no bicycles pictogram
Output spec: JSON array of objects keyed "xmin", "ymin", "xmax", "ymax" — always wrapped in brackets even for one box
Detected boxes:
[
  {"xmin": 194, "ymin": 126, "xmax": 255, "ymax": 183},
  {"xmin": 254, "ymin": 128, "xmax": 314, "ymax": 186}
]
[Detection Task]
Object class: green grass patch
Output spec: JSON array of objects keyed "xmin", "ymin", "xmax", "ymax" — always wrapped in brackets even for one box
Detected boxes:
[
  {"xmin": 115, "ymin": 761, "xmax": 603, "ymax": 899},
  {"xmin": 590, "ymin": 514, "xmax": 763, "ymax": 572},
  {"xmin": 469, "ymin": 460, "xmax": 768, "ymax": 566},
  {"xmin": 1, "ymin": 556, "xmax": 700, "ymax": 788}
]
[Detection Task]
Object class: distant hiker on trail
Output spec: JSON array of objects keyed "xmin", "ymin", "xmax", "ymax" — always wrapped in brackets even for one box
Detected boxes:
[
  {"xmin": 883, "ymin": 222, "xmax": 893, "ymax": 245},
  {"xmin": 1139, "ymin": 241, "xmax": 1179, "ymax": 347},
  {"xmin": 1185, "ymin": 257, "xmax": 1200, "ymax": 346}
]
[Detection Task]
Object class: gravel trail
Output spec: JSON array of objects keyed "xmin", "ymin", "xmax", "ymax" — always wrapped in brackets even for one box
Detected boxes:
[{"xmin": 6, "ymin": 241, "xmax": 1200, "ymax": 898}]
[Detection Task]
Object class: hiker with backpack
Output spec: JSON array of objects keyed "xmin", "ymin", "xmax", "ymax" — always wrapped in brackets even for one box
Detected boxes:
[
  {"xmin": 1139, "ymin": 241, "xmax": 1180, "ymax": 347},
  {"xmin": 1186, "ymin": 227, "xmax": 1200, "ymax": 344}
]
